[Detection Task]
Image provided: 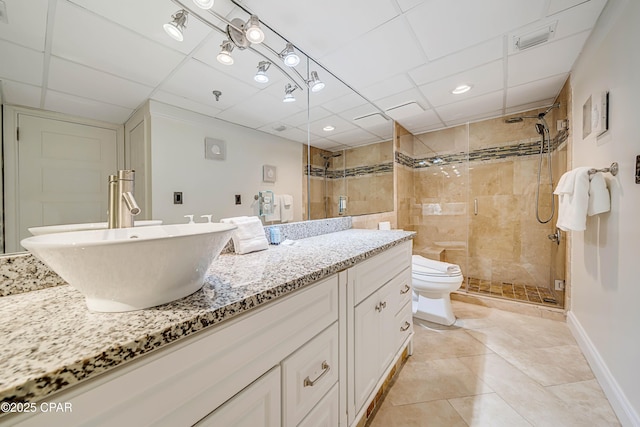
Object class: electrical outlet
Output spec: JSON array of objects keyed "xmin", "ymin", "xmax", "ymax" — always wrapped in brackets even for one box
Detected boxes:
[
  {"xmin": 174, "ymin": 192, "xmax": 183, "ymax": 205},
  {"xmin": 235, "ymin": 194, "xmax": 241, "ymax": 205},
  {"xmin": 554, "ymin": 280, "xmax": 565, "ymax": 291}
]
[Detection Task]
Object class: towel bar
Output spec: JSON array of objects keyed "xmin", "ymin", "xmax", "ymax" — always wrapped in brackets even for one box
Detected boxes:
[{"xmin": 588, "ymin": 162, "xmax": 618, "ymax": 176}]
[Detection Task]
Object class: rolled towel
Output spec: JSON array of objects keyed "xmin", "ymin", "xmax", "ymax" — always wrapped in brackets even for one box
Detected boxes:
[
  {"xmin": 588, "ymin": 173, "xmax": 611, "ymax": 216},
  {"xmin": 221, "ymin": 216, "xmax": 268, "ymax": 254},
  {"xmin": 412, "ymin": 255, "xmax": 461, "ymax": 275}
]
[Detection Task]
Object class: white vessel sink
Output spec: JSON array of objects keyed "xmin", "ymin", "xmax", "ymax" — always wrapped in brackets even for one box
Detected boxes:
[
  {"xmin": 21, "ymin": 223, "xmax": 236, "ymax": 312},
  {"xmin": 28, "ymin": 220, "xmax": 163, "ymax": 236}
]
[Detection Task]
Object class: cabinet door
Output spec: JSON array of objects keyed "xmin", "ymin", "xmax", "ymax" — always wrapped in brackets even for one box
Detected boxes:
[
  {"xmin": 377, "ymin": 281, "xmax": 398, "ymax": 371},
  {"xmin": 195, "ymin": 366, "xmax": 281, "ymax": 427},
  {"xmin": 354, "ymin": 293, "xmax": 381, "ymax": 409}
]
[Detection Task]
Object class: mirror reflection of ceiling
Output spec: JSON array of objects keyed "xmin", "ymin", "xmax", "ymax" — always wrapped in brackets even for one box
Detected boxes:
[{"xmin": 0, "ymin": 0, "xmax": 606, "ymax": 148}]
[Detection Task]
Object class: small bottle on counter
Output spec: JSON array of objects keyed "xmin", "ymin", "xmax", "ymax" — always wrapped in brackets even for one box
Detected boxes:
[{"xmin": 269, "ymin": 228, "xmax": 282, "ymax": 245}]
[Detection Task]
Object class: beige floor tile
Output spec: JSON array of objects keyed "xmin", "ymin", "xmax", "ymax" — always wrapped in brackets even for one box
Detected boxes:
[
  {"xmin": 497, "ymin": 344, "xmax": 594, "ymax": 386},
  {"xmin": 458, "ymin": 353, "xmax": 605, "ymax": 426},
  {"xmin": 369, "ymin": 398, "xmax": 467, "ymax": 427},
  {"xmin": 411, "ymin": 322, "xmax": 494, "ymax": 362},
  {"xmin": 547, "ymin": 380, "xmax": 621, "ymax": 426},
  {"xmin": 386, "ymin": 357, "xmax": 493, "ymax": 406},
  {"xmin": 448, "ymin": 393, "xmax": 533, "ymax": 427}
]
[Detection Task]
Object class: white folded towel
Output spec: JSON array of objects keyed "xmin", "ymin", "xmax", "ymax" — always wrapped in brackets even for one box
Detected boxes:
[
  {"xmin": 264, "ymin": 195, "xmax": 282, "ymax": 222},
  {"xmin": 554, "ymin": 168, "xmax": 590, "ymax": 231},
  {"xmin": 280, "ymin": 194, "xmax": 294, "ymax": 222},
  {"xmin": 587, "ymin": 172, "xmax": 611, "ymax": 216},
  {"xmin": 221, "ymin": 216, "xmax": 268, "ymax": 254},
  {"xmin": 412, "ymin": 255, "xmax": 461, "ymax": 276}
]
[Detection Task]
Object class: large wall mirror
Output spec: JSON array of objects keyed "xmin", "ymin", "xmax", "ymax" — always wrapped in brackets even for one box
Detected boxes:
[{"xmin": 0, "ymin": 0, "xmax": 394, "ymax": 254}]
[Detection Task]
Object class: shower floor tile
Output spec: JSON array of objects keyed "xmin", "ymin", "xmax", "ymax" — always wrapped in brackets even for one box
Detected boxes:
[{"xmin": 464, "ymin": 277, "xmax": 562, "ymax": 308}]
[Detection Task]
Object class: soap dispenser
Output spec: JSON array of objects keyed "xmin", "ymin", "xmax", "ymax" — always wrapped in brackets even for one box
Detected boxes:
[{"xmin": 184, "ymin": 214, "xmax": 195, "ymax": 224}]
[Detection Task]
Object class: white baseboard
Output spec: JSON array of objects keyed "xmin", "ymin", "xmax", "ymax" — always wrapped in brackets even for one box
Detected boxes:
[{"xmin": 567, "ymin": 311, "xmax": 640, "ymax": 427}]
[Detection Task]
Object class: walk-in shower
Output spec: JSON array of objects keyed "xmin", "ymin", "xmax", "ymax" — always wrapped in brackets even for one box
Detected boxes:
[
  {"xmin": 320, "ymin": 152, "xmax": 342, "ymax": 218},
  {"xmin": 505, "ymin": 102, "xmax": 560, "ymax": 224}
]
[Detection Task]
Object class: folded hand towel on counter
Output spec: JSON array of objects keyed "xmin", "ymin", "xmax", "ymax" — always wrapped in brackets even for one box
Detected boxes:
[
  {"xmin": 554, "ymin": 168, "xmax": 591, "ymax": 231},
  {"xmin": 220, "ymin": 216, "xmax": 268, "ymax": 254},
  {"xmin": 587, "ymin": 172, "xmax": 611, "ymax": 216},
  {"xmin": 280, "ymin": 194, "xmax": 294, "ymax": 222}
]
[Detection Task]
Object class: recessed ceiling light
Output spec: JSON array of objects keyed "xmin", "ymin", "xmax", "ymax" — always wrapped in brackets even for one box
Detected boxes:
[
  {"xmin": 451, "ymin": 84, "xmax": 472, "ymax": 95},
  {"xmin": 323, "ymin": 125, "xmax": 335, "ymax": 132}
]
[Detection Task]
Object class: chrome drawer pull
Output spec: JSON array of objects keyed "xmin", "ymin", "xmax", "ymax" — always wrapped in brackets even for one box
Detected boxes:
[
  {"xmin": 400, "ymin": 284, "xmax": 410, "ymax": 294},
  {"xmin": 304, "ymin": 361, "xmax": 330, "ymax": 387},
  {"xmin": 400, "ymin": 321, "xmax": 411, "ymax": 332}
]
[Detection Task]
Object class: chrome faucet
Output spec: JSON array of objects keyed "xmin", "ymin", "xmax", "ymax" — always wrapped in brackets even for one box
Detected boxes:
[{"xmin": 108, "ymin": 170, "xmax": 141, "ymax": 228}]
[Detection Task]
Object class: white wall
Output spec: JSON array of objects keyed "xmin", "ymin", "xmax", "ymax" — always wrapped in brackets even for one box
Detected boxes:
[
  {"xmin": 568, "ymin": 0, "xmax": 640, "ymax": 425},
  {"xmin": 147, "ymin": 101, "xmax": 304, "ymax": 224}
]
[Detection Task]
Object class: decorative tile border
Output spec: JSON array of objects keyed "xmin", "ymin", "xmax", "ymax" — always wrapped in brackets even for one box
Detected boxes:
[
  {"xmin": 305, "ymin": 163, "xmax": 393, "ymax": 179},
  {"xmin": 399, "ymin": 130, "xmax": 568, "ymax": 169}
]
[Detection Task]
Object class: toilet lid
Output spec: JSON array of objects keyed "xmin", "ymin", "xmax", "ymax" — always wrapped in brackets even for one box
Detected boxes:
[{"xmin": 413, "ymin": 263, "xmax": 462, "ymax": 278}]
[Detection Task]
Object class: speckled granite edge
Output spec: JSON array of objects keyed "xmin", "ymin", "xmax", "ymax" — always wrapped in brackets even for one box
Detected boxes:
[
  {"xmin": 0, "ymin": 230, "xmax": 413, "ymax": 404},
  {"xmin": 0, "ymin": 253, "xmax": 67, "ymax": 297}
]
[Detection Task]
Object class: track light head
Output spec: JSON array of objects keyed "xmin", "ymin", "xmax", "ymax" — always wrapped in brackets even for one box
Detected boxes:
[
  {"xmin": 283, "ymin": 84, "xmax": 297, "ymax": 103},
  {"xmin": 245, "ymin": 15, "xmax": 265, "ymax": 44},
  {"xmin": 280, "ymin": 43, "xmax": 300, "ymax": 67},
  {"xmin": 217, "ymin": 39, "xmax": 234, "ymax": 65},
  {"xmin": 308, "ymin": 71, "xmax": 325, "ymax": 92},
  {"xmin": 254, "ymin": 61, "xmax": 271, "ymax": 83},
  {"xmin": 163, "ymin": 10, "xmax": 188, "ymax": 42}
]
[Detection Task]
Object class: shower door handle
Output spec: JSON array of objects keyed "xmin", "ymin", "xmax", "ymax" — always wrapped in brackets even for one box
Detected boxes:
[{"xmin": 474, "ymin": 198, "xmax": 478, "ymax": 216}]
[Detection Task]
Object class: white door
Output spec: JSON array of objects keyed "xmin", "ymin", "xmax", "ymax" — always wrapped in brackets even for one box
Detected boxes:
[{"xmin": 13, "ymin": 114, "xmax": 117, "ymax": 250}]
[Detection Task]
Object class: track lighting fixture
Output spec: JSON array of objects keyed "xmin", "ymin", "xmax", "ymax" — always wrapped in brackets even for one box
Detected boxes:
[
  {"xmin": 163, "ymin": 10, "xmax": 188, "ymax": 42},
  {"xmin": 217, "ymin": 40, "xmax": 234, "ymax": 65},
  {"xmin": 254, "ymin": 61, "xmax": 271, "ymax": 83},
  {"xmin": 192, "ymin": 0, "xmax": 214, "ymax": 9},
  {"xmin": 280, "ymin": 43, "xmax": 300, "ymax": 67},
  {"xmin": 283, "ymin": 84, "xmax": 297, "ymax": 103},
  {"xmin": 245, "ymin": 15, "xmax": 265, "ymax": 44},
  {"xmin": 308, "ymin": 71, "xmax": 325, "ymax": 92}
]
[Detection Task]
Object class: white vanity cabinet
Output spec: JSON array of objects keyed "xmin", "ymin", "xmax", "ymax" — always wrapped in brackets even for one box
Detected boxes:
[{"xmin": 347, "ymin": 241, "xmax": 413, "ymax": 424}]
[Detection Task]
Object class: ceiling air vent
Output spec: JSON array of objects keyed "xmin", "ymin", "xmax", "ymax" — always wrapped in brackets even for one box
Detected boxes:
[{"xmin": 513, "ymin": 21, "xmax": 557, "ymax": 51}]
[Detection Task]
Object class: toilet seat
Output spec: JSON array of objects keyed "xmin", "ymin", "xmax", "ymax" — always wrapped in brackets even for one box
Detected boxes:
[
  {"xmin": 411, "ymin": 255, "xmax": 464, "ymax": 326},
  {"xmin": 413, "ymin": 264, "xmax": 462, "ymax": 278}
]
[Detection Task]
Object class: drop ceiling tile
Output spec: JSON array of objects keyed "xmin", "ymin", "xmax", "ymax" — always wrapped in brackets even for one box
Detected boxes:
[
  {"xmin": 0, "ymin": 0, "xmax": 48, "ymax": 50},
  {"xmin": 375, "ymin": 88, "xmax": 428, "ymax": 111},
  {"xmin": 508, "ymin": 30, "xmax": 590, "ymax": 86},
  {"xmin": 445, "ymin": 108, "xmax": 504, "ymax": 127},
  {"xmin": 320, "ymin": 17, "xmax": 425, "ymax": 88},
  {"xmin": 396, "ymin": 0, "xmax": 426, "ymax": 13},
  {"xmin": 505, "ymin": 99, "xmax": 556, "ymax": 115},
  {"xmin": 44, "ymin": 90, "xmax": 133, "ymax": 123},
  {"xmin": 436, "ymin": 90, "xmax": 504, "ymax": 123},
  {"xmin": 217, "ymin": 89, "xmax": 304, "ymax": 129},
  {"xmin": 52, "ymin": 1, "xmax": 185, "ymax": 86},
  {"xmin": 239, "ymin": 0, "xmax": 398, "ymax": 58},
  {"xmin": 256, "ymin": 123, "xmax": 309, "ymax": 144},
  {"xmin": 320, "ymin": 92, "xmax": 369, "ymax": 115},
  {"xmin": 1, "ymin": 80, "xmax": 42, "ymax": 108},
  {"xmin": 360, "ymin": 74, "xmax": 416, "ymax": 102},
  {"xmin": 151, "ymin": 91, "xmax": 223, "ymax": 118},
  {"xmin": 0, "ymin": 40, "xmax": 43, "ymax": 85},
  {"xmin": 406, "ymin": 0, "xmax": 546, "ymax": 60},
  {"xmin": 69, "ymin": 0, "xmax": 213, "ymax": 54},
  {"xmin": 308, "ymin": 114, "xmax": 358, "ymax": 138},
  {"xmin": 547, "ymin": 0, "xmax": 608, "ymax": 38},
  {"xmin": 547, "ymin": 0, "xmax": 593, "ymax": 16},
  {"xmin": 282, "ymin": 106, "xmax": 334, "ymax": 128},
  {"xmin": 160, "ymin": 58, "xmax": 259, "ymax": 109},
  {"xmin": 419, "ymin": 60, "xmax": 504, "ymax": 107},
  {"xmin": 394, "ymin": 109, "xmax": 441, "ymax": 133},
  {"xmin": 506, "ymin": 73, "xmax": 568, "ymax": 109},
  {"xmin": 308, "ymin": 139, "xmax": 346, "ymax": 151},
  {"xmin": 324, "ymin": 128, "xmax": 379, "ymax": 147},
  {"xmin": 48, "ymin": 57, "xmax": 154, "ymax": 109},
  {"xmin": 408, "ymin": 37, "xmax": 503, "ymax": 86}
]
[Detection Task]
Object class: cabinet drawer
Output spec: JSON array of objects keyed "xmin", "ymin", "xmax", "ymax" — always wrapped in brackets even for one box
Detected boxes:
[
  {"xmin": 282, "ymin": 323, "xmax": 339, "ymax": 426},
  {"xmin": 194, "ymin": 366, "xmax": 281, "ymax": 427},
  {"xmin": 392, "ymin": 268, "xmax": 412, "ymax": 315},
  {"xmin": 297, "ymin": 383, "xmax": 339, "ymax": 427},
  {"xmin": 395, "ymin": 301, "xmax": 413, "ymax": 350},
  {"xmin": 353, "ymin": 241, "xmax": 412, "ymax": 305}
]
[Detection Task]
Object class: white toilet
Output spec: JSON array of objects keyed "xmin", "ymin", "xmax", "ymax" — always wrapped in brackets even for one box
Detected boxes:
[{"xmin": 412, "ymin": 255, "xmax": 464, "ymax": 326}]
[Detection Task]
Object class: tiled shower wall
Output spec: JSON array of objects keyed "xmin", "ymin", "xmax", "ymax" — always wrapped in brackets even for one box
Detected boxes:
[
  {"xmin": 398, "ymin": 81, "xmax": 569, "ymax": 296},
  {"xmin": 303, "ymin": 141, "xmax": 394, "ymax": 220}
]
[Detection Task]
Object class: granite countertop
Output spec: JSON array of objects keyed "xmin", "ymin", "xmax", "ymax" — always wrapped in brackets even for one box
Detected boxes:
[{"xmin": 0, "ymin": 229, "xmax": 414, "ymax": 404}]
